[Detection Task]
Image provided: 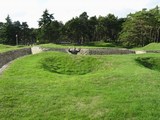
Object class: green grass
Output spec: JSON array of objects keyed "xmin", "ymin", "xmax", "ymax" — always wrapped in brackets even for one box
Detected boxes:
[
  {"xmin": 39, "ymin": 41, "xmax": 119, "ymax": 49},
  {"xmin": 1, "ymin": 52, "xmax": 160, "ymax": 119},
  {"xmin": 39, "ymin": 43, "xmax": 70, "ymax": 48},
  {"xmin": 134, "ymin": 43, "xmax": 160, "ymax": 50},
  {"xmin": 83, "ymin": 41, "xmax": 117, "ymax": 48},
  {"xmin": 136, "ymin": 57, "xmax": 160, "ymax": 72},
  {"xmin": 142, "ymin": 43, "xmax": 160, "ymax": 50},
  {"xmin": 0, "ymin": 44, "xmax": 26, "ymax": 53},
  {"xmin": 41, "ymin": 54, "xmax": 101, "ymax": 75}
]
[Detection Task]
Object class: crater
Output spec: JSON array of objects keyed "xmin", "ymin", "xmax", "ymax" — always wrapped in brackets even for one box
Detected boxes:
[
  {"xmin": 41, "ymin": 55, "xmax": 100, "ymax": 75},
  {"xmin": 136, "ymin": 57, "xmax": 160, "ymax": 71}
]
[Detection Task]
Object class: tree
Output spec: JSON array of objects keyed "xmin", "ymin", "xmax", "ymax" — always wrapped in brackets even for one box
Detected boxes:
[
  {"xmin": 119, "ymin": 6, "xmax": 160, "ymax": 47},
  {"xmin": 38, "ymin": 9, "xmax": 54, "ymax": 27},
  {"xmin": 96, "ymin": 14, "xmax": 124, "ymax": 43},
  {"xmin": 20, "ymin": 22, "xmax": 33, "ymax": 45},
  {"xmin": 105, "ymin": 14, "xmax": 119, "ymax": 41},
  {"xmin": 87, "ymin": 16, "xmax": 98, "ymax": 42},
  {"xmin": 4, "ymin": 15, "xmax": 16, "ymax": 45},
  {"xmin": 64, "ymin": 12, "xmax": 90, "ymax": 44},
  {"xmin": 64, "ymin": 17, "xmax": 80, "ymax": 44},
  {"xmin": 0, "ymin": 22, "xmax": 6, "ymax": 44},
  {"xmin": 38, "ymin": 9, "xmax": 55, "ymax": 43},
  {"xmin": 48, "ymin": 20, "xmax": 63, "ymax": 43},
  {"xmin": 0, "ymin": 15, "xmax": 35, "ymax": 45}
]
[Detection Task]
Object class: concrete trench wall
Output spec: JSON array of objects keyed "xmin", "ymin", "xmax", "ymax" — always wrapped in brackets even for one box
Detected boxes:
[
  {"xmin": 43, "ymin": 47, "xmax": 160, "ymax": 55},
  {"xmin": 0, "ymin": 46, "xmax": 141, "ymax": 69},
  {"xmin": 2, "ymin": 46, "xmax": 160, "ymax": 73},
  {"xmin": 0, "ymin": 47, "xmax": 67, "ymax": 69},
  {"xmin": 42, "ymin": 47, "xmax": 67, "ymax": 53},
  {"xmin": 0, "ymin": 48, "xmax": 32, "ymax": 68},
  {"xmin": 146, "ymin": 50, "xmax": 160, "ymax": 53},
  {"xmin": 88, "ymin": 48, "xmax": 135, "ymax": 55},
  {"xmin": 42, "ymin": 47, "xmax": 135, "ymax": 55}
]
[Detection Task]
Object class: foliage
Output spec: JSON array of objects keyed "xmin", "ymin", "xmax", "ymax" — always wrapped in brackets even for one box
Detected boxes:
[
  {"xmin": 119, "ymin": 6, "xmax": 160, "ymax": 47},
  {"xmin": 0, "ymin": 15, "xmax": 36, "ymax": 45},
  {"xmin": 1, "ymin": 6, "xmax": 160, "ymax": 47},
  {"xmin": 64, "ymin": 12, "xmax": 124, "ymax": 45},
  {"xmin": 38, "ymin": 9, "xmax": 63, "ymax": 43}
]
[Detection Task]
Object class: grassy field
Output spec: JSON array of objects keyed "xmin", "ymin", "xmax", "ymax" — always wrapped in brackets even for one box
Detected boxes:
[
  {"xmin": 39, "ymin": 41, "xmax": 118, "ymax": 49},
  {"xmin": 0, "ymin": 41, "xmax": 121, "ymax": 53},
  {"xmin": 1, "ymin": 51, "xmax": 160, "ymax": 119},
  {"xmin": 39, "ymin": 42, "xmax": 160, "ymax": 50},
  {"xmin": 0, "ymin": 44, "xmax": 27, "ymax": 53}
]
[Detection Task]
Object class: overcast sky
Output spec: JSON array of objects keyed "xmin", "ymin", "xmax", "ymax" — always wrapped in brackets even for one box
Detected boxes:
[{"xmin": 0, "ymin": 0, "xmax": 159, "ymax": 28}]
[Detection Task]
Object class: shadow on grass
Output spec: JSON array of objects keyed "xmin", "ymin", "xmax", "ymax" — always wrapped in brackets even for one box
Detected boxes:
[{"xmin": 136, "ymin": 57, "xmax": 160, "ymax": 72}]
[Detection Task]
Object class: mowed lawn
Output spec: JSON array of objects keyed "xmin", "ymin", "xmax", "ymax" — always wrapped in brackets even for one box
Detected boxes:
[
  {"xmin": 1, "ymin": 51, "xmax": 160, "ymax": 119},
  {"xmin": 0, "ymin": 44, "xmax": 26, "ymax": 53}
]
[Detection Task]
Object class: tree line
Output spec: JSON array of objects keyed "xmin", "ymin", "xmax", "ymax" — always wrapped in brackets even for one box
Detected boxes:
[
  {"xmin": 119, "ymin": 6, "xmax": 160, "ymax": 47},
  {"xmin": 0, "ymin": 6, "xmax": 160, "ymax": 48},
  {"xmin": 0, "ymin": 15, "xmax": 36, "ymax": 45}
]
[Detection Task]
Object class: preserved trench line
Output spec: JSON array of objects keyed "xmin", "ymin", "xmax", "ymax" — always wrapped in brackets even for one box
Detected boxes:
[{"xmin": 1, "ymin": 46, "xmax": 157, "ymax": 75}]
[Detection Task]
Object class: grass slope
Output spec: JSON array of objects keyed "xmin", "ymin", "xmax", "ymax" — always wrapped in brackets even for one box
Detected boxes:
[
  {"xmin": 135, "ymin": 43, "xmax": 160, "ymax": 50},
  {"xmin": 1, "ymin": 52, "xmax": 160, "ymax": 119},
  {"xmin": 142, "ymin": 43, "xmax": 160, "ymax": 50}
]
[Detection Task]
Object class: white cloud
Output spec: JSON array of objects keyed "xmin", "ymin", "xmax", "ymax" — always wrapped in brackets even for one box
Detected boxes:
[{"xmin": 0, "ymin": 0, "xmax": 159, "ymax": 28}]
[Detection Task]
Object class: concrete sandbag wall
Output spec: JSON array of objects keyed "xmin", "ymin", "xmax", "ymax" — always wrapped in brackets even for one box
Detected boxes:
[
  {"xmin": 0, "ymin": 47, "xmax": 135, "ymax": 69},
  {"xmin": 146, "ymin": 50, "xmax": 160, "ymax": 53},
  {"xmin": 42, "ymin": 48, "xmax": 67, "ymax": 53},
  {"xmin": 41, "ymin": 47, "xmax": 135, "ymax": 55},
  {"xmin": 88, "ymin": 48, "xmax": 135, "ymax": 55},
  {"xmin": 0, "ymin": 48, "xmax": 32, "ymax": 68}
]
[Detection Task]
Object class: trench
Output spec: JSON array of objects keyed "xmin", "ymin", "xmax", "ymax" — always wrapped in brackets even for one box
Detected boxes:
[{"xmin": 2, "ymin": 46, "xmax": 159, "ymax": 75}]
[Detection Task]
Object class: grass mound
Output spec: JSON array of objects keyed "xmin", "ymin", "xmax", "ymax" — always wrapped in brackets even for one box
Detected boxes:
[
  {"xmin": 41, "ymin": 53, "xmax": 101, "ymax": 75},
  {"xmin": 136, "ymin": 57, "xmax": 160, "ymax": 71},
  {"xmin": 139, "ymin": 43, "xmax": 160, "ymax": 50}
]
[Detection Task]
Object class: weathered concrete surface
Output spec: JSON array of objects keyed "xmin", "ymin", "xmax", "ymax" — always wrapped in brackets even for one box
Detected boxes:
[
  {"xmin": 0, "ymin": 62, "xmax": 12, "ymax": 75},
  {"xmin": 31, "ymin": 46, "xmax": 43, "ymax": 54},
  {"xmin": 0, "ymin": 48, "xmax": 31, "ymax": 68},
  {"xmin": 88, "ymin": 48, "xmax": 135, "ymax": 55},
  {"xmin": 40, "ymin": 47, "xmax": 135, "ymax": 55},
  {"xmin": 77, "ymin": 49, "xmax": 89, "ymax": 55},
  {"xmin": 135, "ymin": 50, "xmax": 146, "ymax": 54}
]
